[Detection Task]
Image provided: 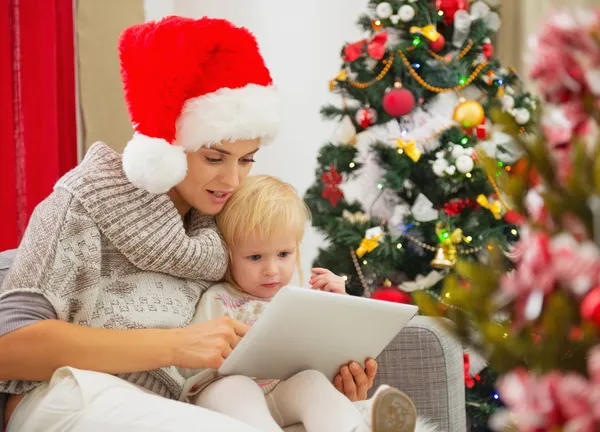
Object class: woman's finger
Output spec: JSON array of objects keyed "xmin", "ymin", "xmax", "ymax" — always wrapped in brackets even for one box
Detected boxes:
[{"xmin": 233, "ymin": 321, "xmax": 250, "ymax": 338}]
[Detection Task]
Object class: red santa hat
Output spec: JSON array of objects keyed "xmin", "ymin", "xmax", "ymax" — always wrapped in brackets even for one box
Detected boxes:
[{"xmin": 118, "ymin": 16, "xmax": 280, "ymax": 194}]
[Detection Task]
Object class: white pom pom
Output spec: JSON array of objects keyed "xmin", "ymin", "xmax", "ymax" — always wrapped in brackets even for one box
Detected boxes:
[{"xmin": 122, "ymin": 133, "xmax": 187, "ymax": 194}]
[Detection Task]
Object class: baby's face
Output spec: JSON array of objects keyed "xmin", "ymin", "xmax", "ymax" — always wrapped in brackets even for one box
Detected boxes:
[{"xmin": 230, "ymin": 231, "xmax": 297, "ymax": 299}]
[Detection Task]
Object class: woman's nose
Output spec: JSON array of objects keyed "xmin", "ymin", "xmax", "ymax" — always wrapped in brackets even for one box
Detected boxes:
[{"xmin": 219, "ymin": 164, "xmax": 240, "ymax": 189}]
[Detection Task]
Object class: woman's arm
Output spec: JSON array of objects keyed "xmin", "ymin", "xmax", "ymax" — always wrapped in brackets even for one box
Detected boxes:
[
  {"xmin": 0, "ymin": 316, "xmax": 249, "ymax": 382},
  {"xmin": 0, "ymin": 319, "xmax": 173, "ymax": 381}
]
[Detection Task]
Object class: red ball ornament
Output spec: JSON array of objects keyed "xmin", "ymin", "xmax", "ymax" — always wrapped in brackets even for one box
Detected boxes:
[
  {"xmin": 436, "ymin": 0, "xmax": 468, "ymax": 25},
  {"xmin": 429, "ymin": 33, "xmax": 446, "ymax": 52},
  {"xmin": 371, "ymin": 287, "xmax": 412, "ymax": 304},
  {"xmin": 382, "ymin": 88, "xmax": 415, "ymax": 117},
  {"xmin": 355, "ymin": 107, "xmax": 377, "ymax": 129},
  {"xmin": 483, "ymin": 43, "xmax": 494, "ymax": 59},
  {"xmin": 581, "ymin": 287, "xmax": 600, "ymax": 327}
]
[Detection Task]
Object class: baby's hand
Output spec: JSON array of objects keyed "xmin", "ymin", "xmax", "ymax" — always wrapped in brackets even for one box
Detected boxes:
[{"xmin": 309, "ymin": 268, "xmax": 346, "ymax": 294}]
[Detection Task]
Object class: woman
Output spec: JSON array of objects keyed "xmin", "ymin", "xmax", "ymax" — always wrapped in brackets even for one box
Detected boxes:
[{"xmin": 0, "ymin": 16, "xmax": 379, "ymax": 431}]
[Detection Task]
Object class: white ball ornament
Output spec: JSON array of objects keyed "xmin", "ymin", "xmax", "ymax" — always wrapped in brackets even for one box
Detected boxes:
[
  {"xmin": 514, "ymin": 108, "xmax": 531, "ymax": 125},
  {"xmin": 398, "ymin": 5, "xmax": 416, "ymax": 22},
  {"xmin": 375, "ymin": 2, "xmax": 393, "ymax": 19},
  {"xmin": 432, "ymin": 158, "xmax": 449, "ymax": 177},
  {"xmin": 451, "ymin": 145, "xmax": 466, "ymax": 158},
  {"xmin": 501, "ymin": 95, "xmax": 515, "ymax": 111},
  {"xmin": 456, "ymin": 154, "xmax": 475, "ymax": 174}
]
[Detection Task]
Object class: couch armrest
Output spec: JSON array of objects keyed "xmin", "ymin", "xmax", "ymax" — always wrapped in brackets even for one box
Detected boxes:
[{"xmin": 370, "ymin": 316, "xmax": 466, "ymax": 431}]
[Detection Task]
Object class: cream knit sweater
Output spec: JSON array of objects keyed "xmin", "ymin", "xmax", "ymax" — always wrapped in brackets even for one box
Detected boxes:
[{"xmin": 0, "ymin": 142, "xmax": 228, "ymax": 400}]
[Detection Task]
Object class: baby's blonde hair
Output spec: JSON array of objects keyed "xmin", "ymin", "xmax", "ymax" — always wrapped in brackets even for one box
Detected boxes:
[{"xmin": 216, "ymin": 175, "xmax": 311, "ymax": 284}]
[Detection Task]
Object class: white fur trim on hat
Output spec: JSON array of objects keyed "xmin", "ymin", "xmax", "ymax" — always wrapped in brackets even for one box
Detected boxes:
[
  {"xmin": 175, "ymin": 83, "xmax": 280, "ymax": 150},
  {"xmin": 122, "ymin": 133, "xmax": 187, "ymax": 194}
]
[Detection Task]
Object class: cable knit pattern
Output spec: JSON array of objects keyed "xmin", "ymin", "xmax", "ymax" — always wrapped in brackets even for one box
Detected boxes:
[
  {"xmin": 57, "ymin": 143, "xmax": 227, "ymax": 282},
  {"xmin": 0, "ymin": 142, "xmax": 228, "ymax": 400}
]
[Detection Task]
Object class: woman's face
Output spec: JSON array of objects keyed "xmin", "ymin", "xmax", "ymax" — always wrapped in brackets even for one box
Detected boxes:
[{"xmin": 173, "ymin": 138, "xmax": 260, "ymax": 215}]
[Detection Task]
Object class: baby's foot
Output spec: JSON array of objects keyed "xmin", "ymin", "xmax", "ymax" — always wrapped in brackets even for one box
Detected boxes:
[{"xmin": 370, "ymin": 385, "xmax": 417, "ymax": 432}]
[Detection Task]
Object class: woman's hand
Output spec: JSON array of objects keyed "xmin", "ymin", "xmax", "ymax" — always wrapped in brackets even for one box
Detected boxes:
[
  {"xmin": 309, "ymin": 268, "xmax": 346, "ymax": 294},
  {"xmin": 170, "ymin": 316, "xmax": 250, "ymax": 370},
  {"xmin": 333, "ymin": 358, "xmax": 378, "ymax": 401}
]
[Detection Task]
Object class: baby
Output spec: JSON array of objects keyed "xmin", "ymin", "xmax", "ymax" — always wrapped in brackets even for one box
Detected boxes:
[{"xmin": 183, "ymin": 175, "xmax": 417, "ymax": 432}]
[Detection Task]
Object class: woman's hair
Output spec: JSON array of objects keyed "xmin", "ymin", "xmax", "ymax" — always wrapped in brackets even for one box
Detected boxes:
[{"xmin": 216, "ymin": 175, "xmax": 311, "ymax": 284}]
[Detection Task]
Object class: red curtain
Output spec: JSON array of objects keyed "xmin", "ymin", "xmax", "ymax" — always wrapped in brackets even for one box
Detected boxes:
[{"xmin": 0, "ymin": 0, "xmax": 78, "ymax": 251}]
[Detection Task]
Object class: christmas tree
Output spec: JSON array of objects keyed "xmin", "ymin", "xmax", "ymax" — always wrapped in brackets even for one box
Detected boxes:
[
  {"xmin": 415, "ymin": 9, "xmax": 600, "ymax": 431},
  {"xmin": 303, "ymin": 0, "xmax": 536, "ymax": 428}
]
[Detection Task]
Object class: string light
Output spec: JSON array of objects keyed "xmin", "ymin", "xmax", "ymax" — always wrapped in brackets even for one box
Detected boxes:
[
  {"xmin": 445, "ymin": 292, "xmax": 451, "ymax": 298},
  {"xmin": 466, "ymin": 173, "xmax": 472, "ymax": 178},
  {"xmin": 493, "ymin": 393, "xmax": 500, "ymax": 400},
  {"xmin": 342, "ymin": 275, "xmax": 349, "ymax": 281},
  {"xmin": 511, "ymin": 229, "xmax": 518, "ymax": 236},
  {"xmin": 438, "ymin": 10, "xmax": 444, "ymax": 16},
  {"xmin": 363, "ymin": 260, "xmax": 368, "ymax": 265},
  {"xmin": 397, "ymin": 243, "xmax": 403, "ymax": 249},
  {"xmin": 412, "ymin": 36, "xmax": 421, "ymax": 46},
  {"xmin": 397, "ymin": 148, "xmax": 404, "ymax": 154},
  {"xmin": 377, "ymin": 183, "xmax": 384, "ymax": 190},
  {"xmin": 497, "ymin": 79, "xmax": 504, "ymax": 85},
  {"xmin": 412, "ymin": 63, "xmax": 421, "ymax": 69},
  {"xmin": 461, "ymin": 137, "xmax": 469, "ymax": 145},
  {"xmin": 497, "ymin": 161, "xmax": 504, "ymax": 167},
  {"xmin": 459, "ymin": 77, "xmax": 466, "ymax": 85},
  {"xmin": 349, "ymin": 162, "xmax": 356, "ymax": 168},
  {"xmin": 466, "ymin": 236, "xmax": 473, "ymax": 243}
]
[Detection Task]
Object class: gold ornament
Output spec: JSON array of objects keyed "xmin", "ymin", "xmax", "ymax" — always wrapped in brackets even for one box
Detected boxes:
[
  {"xmin": 356, "ymin": 235, "xmax": 382, "ymax": 258},
  {"xmin": 409, "ymin": 24, "xmax": 440, "ymax": 42},
  {"xmin": 477, "ymin": 195, "xmax": 503, "ymax": 219},
  {"xmin": 430, "ymin": 223, "xmax": 465, "ymax": 269},
  {"xmin": 497, "ymin": 85, "xmax": 505, "ymax": 98},
  {"xmin": 329, "ymin": 69, "xmax": 348, "ymax": 91},
  {"xmin": 431, "ymin": 247, "xmax": 455, "ymax": 269},
  {"xmin": 371, "ymin": 19, "xmax": 384, "ymax": 31},
  {"xmin": 453, "ymin": 99, "xmax": 485, "ymax": 129},
  {"xmin": 396, "ymin": 139, "xmax": 422, "ymax": 162},
  {"xmin": 342, "ymin": 210, "xmax": 370, "ymax": 224}
]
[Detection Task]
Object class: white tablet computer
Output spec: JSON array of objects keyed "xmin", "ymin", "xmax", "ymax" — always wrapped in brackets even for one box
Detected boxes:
[{"xmin": 218, "ymin": 286, "xmax": 418, "ymax": 382}]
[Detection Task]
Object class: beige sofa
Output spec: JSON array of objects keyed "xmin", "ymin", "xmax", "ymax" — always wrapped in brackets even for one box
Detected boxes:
[{"xmin": 0, "ymin": 249, "xmax": 466, "ymax": 431}]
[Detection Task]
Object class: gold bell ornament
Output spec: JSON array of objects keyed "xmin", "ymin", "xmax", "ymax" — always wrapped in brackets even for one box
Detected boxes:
[
  {"xmin": 431, "ymin": 247, "xmax": 455, "ymax": 269},
  {"xmin": 430, "ymin": 223, "xmax": 464, "ymax": 269}
]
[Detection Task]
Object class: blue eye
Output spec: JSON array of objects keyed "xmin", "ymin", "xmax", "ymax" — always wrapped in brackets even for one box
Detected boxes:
[
  {"xmin": 278, "ymin": 252, "xmax": 290, "ymax": 258},
  {"xmin": 248, "ymin": 255, "xmax": 261, "ymax": 261}
]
